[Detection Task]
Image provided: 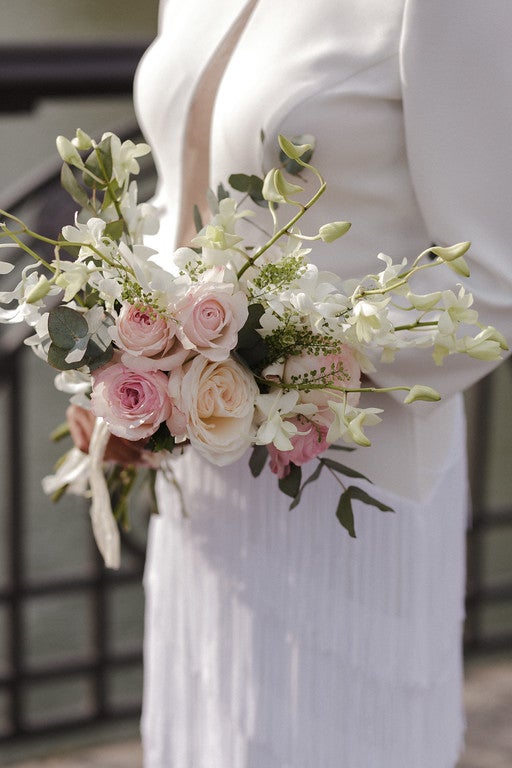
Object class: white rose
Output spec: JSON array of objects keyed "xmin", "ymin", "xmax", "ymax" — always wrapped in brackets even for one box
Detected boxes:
[{"xmin": 172, "ymin": 355, "xmax": 258, "ymax": 465}]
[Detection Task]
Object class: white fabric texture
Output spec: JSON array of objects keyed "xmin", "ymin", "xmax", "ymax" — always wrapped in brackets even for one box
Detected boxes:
[{"xmin": 134, "ymin": 1, "xmax": 512, "ymax": 766}]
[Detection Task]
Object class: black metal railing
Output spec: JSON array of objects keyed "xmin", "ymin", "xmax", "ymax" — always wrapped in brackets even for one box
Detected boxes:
[
  {"xmin": 0, "ymin": 143, "xmax": 153, "ymax": 742},
  {"xmin": 0, "ymin": 43, "xmax": 151, "ymax": 745},
  {"xmin": 0, "ymin": 44, "xmax": 149, "ymax": 112}
]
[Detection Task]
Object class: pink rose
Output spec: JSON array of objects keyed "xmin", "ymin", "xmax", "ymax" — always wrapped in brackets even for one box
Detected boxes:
[
  {"xmin": 91, "ymin": 362, "xmax": 173, "ymax": 440},
  {"xmin": 174, "ymin": 280, "xmax": 248, "ymax": 361},
  {"xmin": 111, "ymin": 302, "xmax": 189, "ymax": 371},
  {"xmin": 169, "ymin": 355, "xmax": 258, "ymax": 465},
  {"xmin": 268, "ymin": 417, "xmax": 329, "ymax": 479},
  {"xmin": 283, "ymin": 347, "xmax": 361, "ymax": 413}
]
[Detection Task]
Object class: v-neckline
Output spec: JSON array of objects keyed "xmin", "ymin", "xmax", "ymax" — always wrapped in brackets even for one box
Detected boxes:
[{"xmin": 176, "ymin": 0, "xmax": 259, "ymax": 247}]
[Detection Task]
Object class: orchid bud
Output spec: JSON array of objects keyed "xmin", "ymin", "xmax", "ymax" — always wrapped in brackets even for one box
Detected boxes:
[
  {"xmin": 403, "ymin": 385, "xmax": 441, "ymax": 404},
  {"xmin": 72, "ymin": 128, "xmax": 93, "ymax": 150},
  {"xmin": 56, "ymin": 136, "xmax": 84, "ymax": 169},
  {"xmin": 318, "ymin": 221, "xmax": 351, "ymax": 243},
  {"xmin": 262, "ymin": 169, "xmax": 303, "ymax": 203},
  {"xmin": 26, "ymin": 274, "xmax": 53, "ymax": 303}
]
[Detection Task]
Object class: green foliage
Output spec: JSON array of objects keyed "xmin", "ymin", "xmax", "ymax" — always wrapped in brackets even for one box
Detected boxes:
[
  {"xmin": 46, "ymin": 305, "xmax": 113, "ymax": 372},
  {"xmin": 235, "ymin": 303, "xmax": 269, "ymax": 369},
  {"xmin": 145, "ymin": 422, "xmax": 176, "ymax": 453},
  {"xmin": 336, "ymin": 486, "xmax": 394, "ymax": 538},
  {"xmin": 249, "ymin": 444, "xmax": 268, "ymax": 477},
  {"xmin": 278, "ymin": 463, "xmax": 302, "ymax": 498},
  {"xmin": 228, "ymin": 173, "xmax": 267, "ymax": 207},
  {"xmin": 82, "ymin": 135, "xmax": 113, "ymax": 190},
  {"xmin": 60, "ymin": 163, "xmax": 91, "ymax": 211}
]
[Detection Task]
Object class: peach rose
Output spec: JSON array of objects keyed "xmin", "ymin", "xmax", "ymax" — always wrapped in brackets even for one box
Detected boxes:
[
  {"xmin": 174, "ymin": 281, "xmax": 248, "ymax": 361},
  {"xmin": 267, "ymin": 417, "xmax": 329, "ymax": 479},
  {"xmin": 170, "ymin": 355, "xmax": 258, "ymax": 465},
  {"xmin": 91, "ymin": 362, "xmax": 173, "ymax": 440},
  {"xmin": 283, "ymin": 347, "xmax": 361, "ymax": 412},
  {"xmin": 111, "ymin": 302, "xmax": 188, "ymax": 371}
]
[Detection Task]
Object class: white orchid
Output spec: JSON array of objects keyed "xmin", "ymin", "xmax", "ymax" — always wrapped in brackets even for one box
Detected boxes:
[
  {"xmin": 105, "ymin": 132, "xmax": 151, "ymax": 187},
  {"xmin": 327, "ymin": 402, "xmax": 383, "ymax": 447}
]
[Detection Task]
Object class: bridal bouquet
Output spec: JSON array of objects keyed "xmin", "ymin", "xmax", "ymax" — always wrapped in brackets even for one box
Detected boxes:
[{"xmin": 0, "ymin": 130, "xmax": 506, "ymax": 567}]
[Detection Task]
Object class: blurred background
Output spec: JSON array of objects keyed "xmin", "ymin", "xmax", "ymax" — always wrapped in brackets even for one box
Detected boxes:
[
  {"xmin": 0, "ymin": 1, "xmax": 511, "ymax": 766},
  {"xmin": 0, "ymin": 1, "xmax": 158, "ymax": 763}
]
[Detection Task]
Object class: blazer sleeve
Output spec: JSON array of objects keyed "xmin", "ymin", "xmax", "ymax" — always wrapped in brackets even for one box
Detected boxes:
[{"xmin": 387, "ymin": 0, "xmax": 512, "ymax": 399}]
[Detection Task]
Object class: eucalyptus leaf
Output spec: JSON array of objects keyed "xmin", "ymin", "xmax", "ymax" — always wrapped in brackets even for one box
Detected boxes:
[
  {"xmin": 82, "ymin": 340, "xmax": 114, "ymax": 371},
  {"xmin": 217, "ymin": 182, "xmax": 230, "ymax": 202},
  {"xmin": 60, "ymin": 163, "xmax": 90, "ymax": 210},
  {"xmin": 249, "ymin": 444, "xmax": 268, "ymax": 477},
  {"xmin": 278, "ymin": 463, "xmax": 302, "ymax": 498},
  {"xmin": 47, "ymin": 342, "xmax": 81, "ymax": 371},
  {"xmin": 48, "ymin": 306, "xmax": 88, "ymax": 349},
  {"xmin": 228, "ymin": 173, "xmax": 266, "ymax": 206}
]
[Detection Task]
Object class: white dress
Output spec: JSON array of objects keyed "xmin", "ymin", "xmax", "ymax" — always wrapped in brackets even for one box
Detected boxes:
[{"xmin": 134, "ymin": 1, "xmax": 512, "ymax": 766}]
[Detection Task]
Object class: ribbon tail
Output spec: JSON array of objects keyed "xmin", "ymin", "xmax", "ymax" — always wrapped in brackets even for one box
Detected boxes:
[{"xmin": 89, "ymin": 418, "xmax": 121, "ymax": 569}]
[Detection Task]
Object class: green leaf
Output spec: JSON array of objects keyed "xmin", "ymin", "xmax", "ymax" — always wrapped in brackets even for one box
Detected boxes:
[
  {"xmin": 335, "ymin": 485, "xmax": 394, "ymax": 538},
  {"xmin": 236, "ymin": 303, "xmax": 269, "ymax": 368},
  {"xmin": 320, "ymin": 457, "xmax": 372, "ymax": 483},
  {"xmin": 83, "ymin": 135, "xmax": 113, "ymax": 189},
  {"xmin": 81, "ymin": 340, "xmax": 114, "ymax": 371},
  {"xmin": 217, "ymin": 182, "xmax": 230, "ymax": 202},
  {"xmin": 249, "ymin": 444, "xmax": 268, "ymax": 477},
  {"xmin": 344, "ymin": 485, "xmax": 394, "ymax": 514},
  {"xmin": 48, "ymin": 306, "xmax": 88, "ymax": 349},
  {"xmin": 144, "ymin": 422, "xmax": 176, "ymax": 453},
  {"xmin": 47, "ymin": 343, "xmax": 80, "ymax": 371},
  {"xmin": 327, "ymin": 444, "xmax": 355, "ymax": 452},
  {"xmin": 228, "ymin": 173, "xmax": 266, "ymax": 206},
  {"xmin": 289, "ymin": 460, "xmax": 323, "ymax": 510},
  {"xmin": 104, "ymin": 219, "xmax": 124, "ymax": 241},
  {"xmin": 278, "ymin": 463, "xmax": 302, "ymax": 498},
  {"xmin": 193, "ymin": 204, "xmax": 203, "ymax": 234},
  {"xmin": 60, "ymin": 163, "xmax": 90, "ymax": 210},
  {"xmin": 336, "ymin": 490, "xmax": 357, "ymax": 537}
]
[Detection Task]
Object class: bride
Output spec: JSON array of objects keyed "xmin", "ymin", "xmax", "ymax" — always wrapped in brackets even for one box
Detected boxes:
[{"xmin": 134, "ymin": 1, "xmax": 512, "ymax": 766}]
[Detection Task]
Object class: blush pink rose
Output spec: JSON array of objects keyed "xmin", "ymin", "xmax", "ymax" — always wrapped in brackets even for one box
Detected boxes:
[
  {"xmin": 91, "ymin": 362, "xmax": 173, "ymax": 440},
  {"xmin": 268, "ymin": 417, "xmax": 329, "ymax": 479},
  {"xmin": 111, "ymin": 302, "xmax": 189, "ymax": 371},
  {"xmin": 283, "ymin": 347, "xmax": 361, "ymax": 412},
  {"xmin": 174, "ymin": 280, "xmax": 248, "ymax": 361}
]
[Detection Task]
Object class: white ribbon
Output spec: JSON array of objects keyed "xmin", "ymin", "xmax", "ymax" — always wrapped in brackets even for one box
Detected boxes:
[{"xmin": 88, "ymin": 418, "xmax": 121, "ymax": 569}]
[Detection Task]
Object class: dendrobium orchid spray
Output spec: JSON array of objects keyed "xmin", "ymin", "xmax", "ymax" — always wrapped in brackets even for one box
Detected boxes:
[{"xmin": 0, "ymin": 130, "xmax": 506, "ymax": 567}]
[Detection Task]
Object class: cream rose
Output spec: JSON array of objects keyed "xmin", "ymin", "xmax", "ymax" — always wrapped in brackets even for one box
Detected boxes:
[{"xmin": 171, "ymin": 355, "xmax": 258, "ymax": 465}]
